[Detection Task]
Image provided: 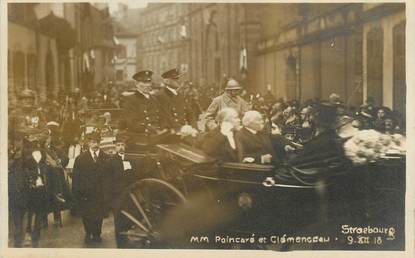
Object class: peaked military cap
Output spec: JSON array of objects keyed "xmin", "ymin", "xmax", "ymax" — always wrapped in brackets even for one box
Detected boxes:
[
  {"xmin": 161, "ymin": 67, "xmax": 184, "ymax": 79},
  {"xmin": 132, "ymin": 70, "xmax": 153, "ymax": 82}
]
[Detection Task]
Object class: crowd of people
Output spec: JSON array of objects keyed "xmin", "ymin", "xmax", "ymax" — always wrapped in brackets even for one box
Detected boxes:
[{"xmin": 8, "ymin": 66, "xmax": 406, "ymax": 248}]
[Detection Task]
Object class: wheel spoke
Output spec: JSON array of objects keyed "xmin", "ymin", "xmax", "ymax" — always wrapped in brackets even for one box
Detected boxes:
[
  {"xmin": 121, "ymin": 210, "xmax": 149, "ymax": 233},
  {"xmin": 130, "ymin": 192, "xmax": 153, "ymax": 229}
]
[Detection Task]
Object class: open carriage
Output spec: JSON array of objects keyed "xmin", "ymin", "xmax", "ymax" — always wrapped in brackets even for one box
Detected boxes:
[
  {"xmin": 78, "ymin": 108, "xmax": 405, "ymax": 250},
  {"xmin": 114, "ymin": 141, "xmax": 405, "ymax": 250}
]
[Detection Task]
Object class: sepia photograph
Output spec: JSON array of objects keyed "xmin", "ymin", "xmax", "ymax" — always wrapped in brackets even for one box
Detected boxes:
[{"xmin": 2, "ymin": 0, "xmax": 412, "ymax": 255}]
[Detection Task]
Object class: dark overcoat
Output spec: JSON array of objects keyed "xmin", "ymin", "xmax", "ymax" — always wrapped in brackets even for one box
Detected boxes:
[
  {"xmin": 120, "ymin": 91, "xmax": 161, "ymax": 134},
  {"xmin": 109, "ymin": 154, "xmax": 143, "ymax": 210},
  {"xmin": 155, "ymin": 88, "xmax": 194, "ymax": 130},
  {"xmin": 235, "ymin": 127, "xmax": 279, "ymax": 165},
  {"xmin": 200, "ymin": 128, "xmax": 238, "ymax": 162},
  {"xmin": 72, "ymin": 150, "xmax": 114, "ymax": 219}
]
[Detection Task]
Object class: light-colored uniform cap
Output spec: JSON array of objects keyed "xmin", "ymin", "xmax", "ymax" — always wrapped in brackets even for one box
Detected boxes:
[{"xmin": 225, "ymin": 79, "xmax": 242, "ymax": 90}]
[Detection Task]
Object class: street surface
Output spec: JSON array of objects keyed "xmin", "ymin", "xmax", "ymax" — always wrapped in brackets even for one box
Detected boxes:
[{"xmin": 10, "ymin": 211, "xmax": 117, "ymax": 248}]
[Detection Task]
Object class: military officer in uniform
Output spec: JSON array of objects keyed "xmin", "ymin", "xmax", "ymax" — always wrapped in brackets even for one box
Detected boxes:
[
  {"xmin": 205, "ymin": 79, "xmax": 251, "ymax": 131},
  {"xmin": 120, "ymin": 70, "xmax": 162, "ymax": 150},
  {"xmin": 156, "ymin": 68, "xmax": 195, "ymax": 138}
]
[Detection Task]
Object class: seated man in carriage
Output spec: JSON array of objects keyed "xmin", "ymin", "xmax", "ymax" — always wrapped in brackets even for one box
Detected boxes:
[
  {"xmin": 200, "ymin": 108, "xmax": 241, "ymax": 162},
  {"xmin": 235, "ymin": 110, "xmax": 280, "ymax": 165},
  {"xmin": 288, "ymin": 102, "xmax": 344, "ymax": 166}
]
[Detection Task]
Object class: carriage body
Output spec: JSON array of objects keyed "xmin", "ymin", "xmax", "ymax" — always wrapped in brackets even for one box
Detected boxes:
[
  {"xmin": 83, "ymin": 109, "xmax": 405, "ymax": 249},
  {"xmin": 115, "ymin": 141, "xmax": 405, "ymax": 249}
]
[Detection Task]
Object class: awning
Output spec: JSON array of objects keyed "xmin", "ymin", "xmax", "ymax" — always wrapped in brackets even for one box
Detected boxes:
[{"xmin": 38, "ymin": 12, "xmax": 76, "ymax": 51}]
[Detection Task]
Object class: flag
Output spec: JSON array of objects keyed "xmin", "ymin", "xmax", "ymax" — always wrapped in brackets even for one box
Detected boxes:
[
  {"xmin": 83, "ymin": 52, "xmax": 90, "ymax": 72},
  {"xmin": 180, "ymin": 25, "xmax": 187, "ymax": 39},
  {"xmin": 240, "ymin": 48, "xmax": 248, "ymax": 73},
  {"xmin": 203, "ymin": 9, "xmax": 211, "ymax": 25}
]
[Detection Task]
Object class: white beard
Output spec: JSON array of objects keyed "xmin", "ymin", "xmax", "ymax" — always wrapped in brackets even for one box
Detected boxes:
[{"xmin": 32, "ymin": 150, "xmax": 42, "ymax": 163}]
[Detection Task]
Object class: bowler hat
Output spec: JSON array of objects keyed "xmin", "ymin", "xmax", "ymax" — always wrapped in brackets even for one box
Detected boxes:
[{"xmin": 132, "ymin": 70, "xmax": 153, "ymax": 82}]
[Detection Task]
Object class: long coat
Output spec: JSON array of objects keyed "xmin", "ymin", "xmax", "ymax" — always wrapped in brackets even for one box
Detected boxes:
[
  {"xmin": 72, "ymin": 150, "xmax": 114, "ymax": 219},
  {"xmin": 8, "ymin": 157, "xmax": 30, "ymax": 211},
  {"xmin": 289, "ymin": 128, "xmax": 343, "ymax": 166},
  {"xmin": 205, "ymin": 93, "xmax": 250, "ymax": 121},
  {"xmin": 109, "ymin": 154, "xmax": 143, "ymax": 210},
  {"xmin": 235, "ymin": 127, "xmax": 279, "ymax": 165},
  {"xmin": 200, "ymin": 128, "xmax": 238, "ymax": 162}
]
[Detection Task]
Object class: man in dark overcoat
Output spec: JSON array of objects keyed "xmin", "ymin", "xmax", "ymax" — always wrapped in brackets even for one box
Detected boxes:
[
  {"xmin": 9, "ymin": 132, "xmax": 55, "ymax": 247},
  {"xmin": 72, "ymin": 132, "xmax": 115, "ymax": 244},
  {"xmin": 109, "ymin": 135, "xmax": 141, "ymax": 248},
  {"xmin": 289, "ymin": 103, "xmax": 343, "ymax": 166},
  {"xmin": 200, "ymin": 108, "xmax": 240, "ymax": 162},
  {"xmin": 235, "ymin": 110, "xmax": 279, "ymax": 165}
]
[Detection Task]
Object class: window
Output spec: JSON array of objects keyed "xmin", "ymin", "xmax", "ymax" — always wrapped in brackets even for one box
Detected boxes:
[
  {"xmin": 118, "ymin": 45, "xmax": 127, "ymax": 58},
  {"xmin": 116, "ymin": 69, "xmax": 124, "ymax": 81}
]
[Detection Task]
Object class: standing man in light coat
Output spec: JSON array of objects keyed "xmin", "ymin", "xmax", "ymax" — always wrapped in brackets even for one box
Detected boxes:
[{"xmin": 204, "ymin": 79, "xmax": 251, "ymax": 131}]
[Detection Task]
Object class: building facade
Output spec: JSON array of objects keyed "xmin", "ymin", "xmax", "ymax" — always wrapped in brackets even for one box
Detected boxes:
[
  {"xmin": 135, "ymin": 3, "xmax": 405, "ymax": 111},
  {"xmin": 7, "ymin": 2, "xmax": 116, "ymax": 104},
  {"xmin": 255, "ymin": 3, "xmax": 405, "ymax": 113},
  {"xmin": 112, "ymin": 6, "xmax": 141, "ymax": 82},
  {"xmin": 114, "ymin": 34, "xmax": 138, "ymax": 81},
  {"xmin": 136, "ymin": 3, "xmax": 262, "ymax": 89}
]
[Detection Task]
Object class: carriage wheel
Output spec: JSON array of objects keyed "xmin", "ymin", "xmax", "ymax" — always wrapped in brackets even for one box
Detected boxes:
[{"xmin": 116, "ymin": 178, "xmax": 186, "ymax": 248}]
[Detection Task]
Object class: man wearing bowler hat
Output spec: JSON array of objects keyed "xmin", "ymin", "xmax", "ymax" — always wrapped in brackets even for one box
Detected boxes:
[
  {"xmin": 205, "ymin": 78, "xmax": 250, "ymax": 130},
  {"xmin": 120, "ymin": 70, "xmax": 162, "ymax": 150},
  {"xmin": 72, "ymin": 132, "xmax": 114, "ymax": 244},
  {"xmin": 156, "ymin": 67, "xmax": 195, "ymax": 133}
]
